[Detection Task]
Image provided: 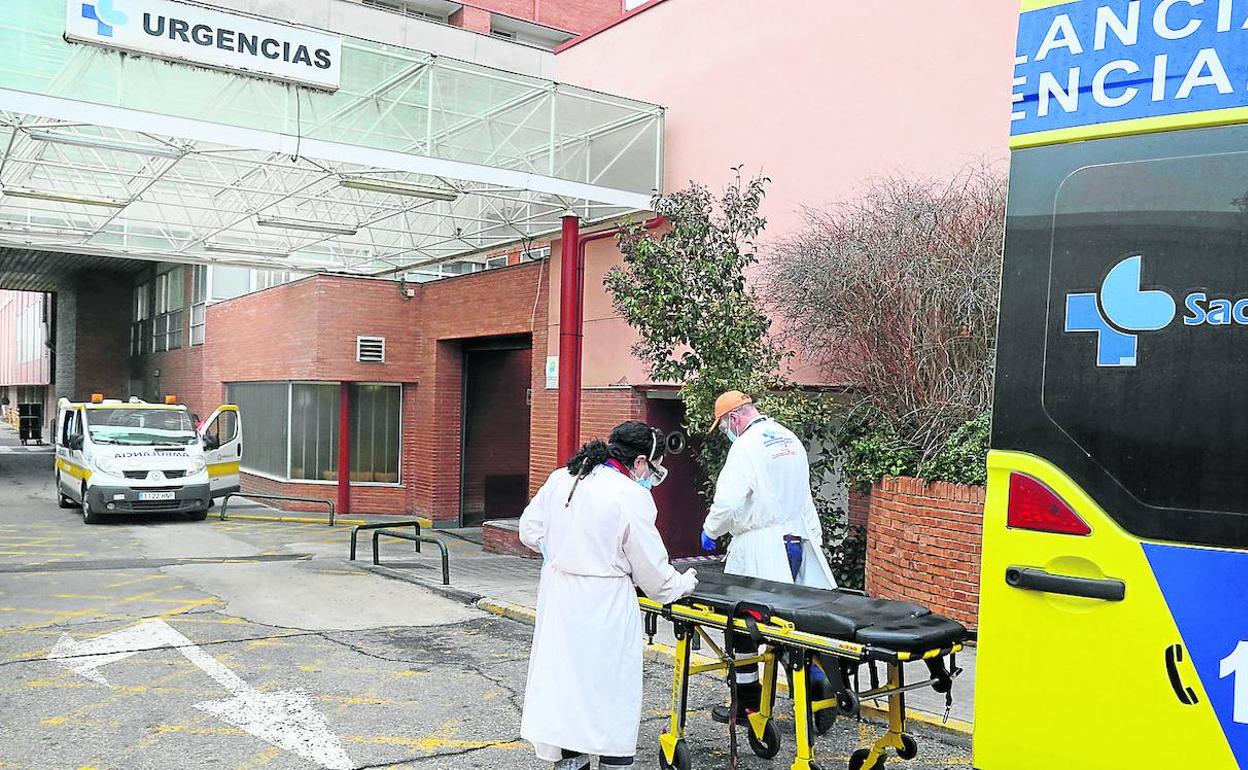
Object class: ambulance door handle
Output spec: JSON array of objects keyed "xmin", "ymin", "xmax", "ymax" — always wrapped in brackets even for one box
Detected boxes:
[{"xmin": 1005, "ymin": 566, "xmax": 1125, "ymax": 601}]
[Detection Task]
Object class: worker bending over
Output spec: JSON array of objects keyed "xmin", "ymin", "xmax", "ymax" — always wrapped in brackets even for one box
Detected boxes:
[
  {"xmin": 520, "ymin": 421, "xmax": 699, "ymax": 770},
  {"xmin": 702, "ymin": 391, "xmax": 837, "ymax": 725}
]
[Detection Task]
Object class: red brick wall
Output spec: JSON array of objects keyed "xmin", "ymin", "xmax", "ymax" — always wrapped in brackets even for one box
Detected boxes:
[
  {"xmin": 202, "ymin": 276, "xmax": 420, "ymax": 386},
  {"xmin": 866, "ymin": 476, "xmax": 983, "ymax": 629},
  {"xmin": 537, "ymin": 0, "xmax": 624, "ymax": 33},
  {"xmin": 412, "ymin": 263, "xmax": 547, "ymax": 523},
  {"xmin": 240, "ymin": 471, "xmax": 406, "ymax": 514},
  {"xmin": 482, "ymin": 520, "xmax": 540, "ymax": 558},
  {"xmin": 449, "ymin": 5, "xmax": 493, "ymax": 33},
  {"xmin": 72, "ymin": 272, "xmax": 132, "ymax": 400},
  {"xmin": 450, "ymin": 1, "xmax": 623, "ymax": 34},
  {"xmin": 848, "ymin": 486, "xmax": 871, "ymax": 529}
]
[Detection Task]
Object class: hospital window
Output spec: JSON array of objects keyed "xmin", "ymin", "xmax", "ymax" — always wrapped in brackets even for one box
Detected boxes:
[
  {"xmin": 152, "ymin": 266, "xmax": 185, "ymax": 352},
  {"xmin": 226, "ymin": 382, "xmax": 402, "ymax": 484},
  {"xmin": 190, "ymin": 265, "xmax": 207, "ymax": 346},
  {"xmin": 521, "ymin": 246, "xmax": 550, "ymax": 262},
  {"xmin": 131, "ymin": 281, "xmax": 151, "ymax": 357},
  {"xmin": 486, "ymin": 254, "xmax": 510, "ymax": 269}
]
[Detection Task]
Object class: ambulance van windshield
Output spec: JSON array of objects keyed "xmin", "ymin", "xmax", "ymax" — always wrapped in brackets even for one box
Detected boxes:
[{"xmin": 85, "ymin": 408, "xmax": 197, "ymax": 447}]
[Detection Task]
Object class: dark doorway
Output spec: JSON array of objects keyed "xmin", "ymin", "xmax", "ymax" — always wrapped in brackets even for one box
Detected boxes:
[
  {"xmin": 461, "ymin": 336, "xmax": 532, "ymax": 527},
  {"xmin": 647, "ymin": 396, "xmax": 707, "ymax": 559}
]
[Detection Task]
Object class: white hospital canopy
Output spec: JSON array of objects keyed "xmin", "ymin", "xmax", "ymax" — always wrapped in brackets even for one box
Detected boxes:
[{"xmin": 0, "ymin": 1, "xmax": 663, "ymax": 276}]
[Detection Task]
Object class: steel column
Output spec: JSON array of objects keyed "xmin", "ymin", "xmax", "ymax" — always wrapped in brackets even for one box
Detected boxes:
[
  {"xmin": 338, "ymin": 382, "xmax": 351, "ymax": 516},
  {"xmin": 556, "ymin": 214, "xmax": 581, "ymax": 466}
]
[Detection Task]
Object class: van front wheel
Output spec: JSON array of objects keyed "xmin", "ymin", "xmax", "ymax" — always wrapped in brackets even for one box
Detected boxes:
[{"xmin": 81, "ymin": 486, "xmax": 102, "ymax": 525}]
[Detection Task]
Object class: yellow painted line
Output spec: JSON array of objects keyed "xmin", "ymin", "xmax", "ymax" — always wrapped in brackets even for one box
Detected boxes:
[
  {"xmin": 233, "ymin": 747, "xmax": 282, "ymax": 770},
  {"xmin": 222, "ymin": 515, "xmax": 368, "ymax": 525},
  {"xmin": 1012, "ymin": 106, "xmax": 1248, "ymax": 150},
  {"xmin": 1019, "ymin": 0, "xmax": 1076, "ymax": 10},
  {"xmin": 475, "ymin": 598, "xmax": 536, "ymax": 625},
  {"xmin": 103, "ymin": 574, "xmax": 170, "ymax": 589}
]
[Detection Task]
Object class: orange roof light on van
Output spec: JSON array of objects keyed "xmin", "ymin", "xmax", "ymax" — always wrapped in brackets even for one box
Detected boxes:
[
  {"xmin": 165, "ymin": 395, "xmax": 177, "ymax": 404},
  {"xmin": 90, "ymin": 393, "xmax": 104, "ymax": 403}
]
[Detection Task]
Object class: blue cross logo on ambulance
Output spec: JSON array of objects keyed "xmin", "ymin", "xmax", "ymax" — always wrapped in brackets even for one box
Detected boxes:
[
  {"xmin": 1012, "ymin": 0, "xmax": 1248, "ymax": 147},
  {"xmin": 1066, "ymin": 254, "xmax": 1248, "ymax": 366}
]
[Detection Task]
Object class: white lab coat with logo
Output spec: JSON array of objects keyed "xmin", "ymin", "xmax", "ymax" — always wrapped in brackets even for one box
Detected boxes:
[
  {"xmin": 704, "ymin": 418, "xmax": 838, "ymax": 589},
  {"xmin": 519, "ymin": 465, "xmax": 697, "ymax": 762}
]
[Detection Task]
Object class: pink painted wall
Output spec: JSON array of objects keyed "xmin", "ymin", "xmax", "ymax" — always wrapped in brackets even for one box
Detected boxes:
[
  {"xmin": 0, "ymin": 291, "xmax": 50, "ymax": 387},
  {"xmin": 552, "ymin": 0, "xmax": 1018, "ymax": 386}
]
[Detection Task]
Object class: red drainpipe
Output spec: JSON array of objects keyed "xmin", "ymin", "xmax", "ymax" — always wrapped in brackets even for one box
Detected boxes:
[
  {"xmin": 337, "ymin": 382, "xmax": 351, "ymax": 516},
  {"xmin": 556, "ymin": 214, "xmax": 666, "ymax": 466}
]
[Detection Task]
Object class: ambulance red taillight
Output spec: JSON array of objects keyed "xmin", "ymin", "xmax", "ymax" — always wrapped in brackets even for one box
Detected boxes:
[{"xmin": 1007, "ymin": 473, "xmax": 1091, "ymax": 536}]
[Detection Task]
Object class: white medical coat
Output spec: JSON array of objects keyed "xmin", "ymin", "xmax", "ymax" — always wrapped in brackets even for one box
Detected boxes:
[
  {"xmin": 704, "ymin": 418, "xmax": 838, "ymax": 589},
  {"xmin": 519, "ymin": 465, "xmax": 697, "ymax": 761}
]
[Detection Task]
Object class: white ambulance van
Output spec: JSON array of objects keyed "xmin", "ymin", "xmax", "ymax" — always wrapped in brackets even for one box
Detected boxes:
[{"xmin": 53, "ymin": 395, "xmax": 241, "ymax": 524}]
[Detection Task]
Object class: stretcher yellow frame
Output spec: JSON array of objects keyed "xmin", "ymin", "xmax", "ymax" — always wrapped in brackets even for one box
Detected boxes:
[{"xmin": 639, "ymin": 597, "xmax": 964, "ymax": 770}]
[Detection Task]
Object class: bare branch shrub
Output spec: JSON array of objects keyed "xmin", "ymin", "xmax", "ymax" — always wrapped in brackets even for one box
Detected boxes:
[{"xmin": 762, "ymin": 165, "xmax": 1007, "ymax": 461}]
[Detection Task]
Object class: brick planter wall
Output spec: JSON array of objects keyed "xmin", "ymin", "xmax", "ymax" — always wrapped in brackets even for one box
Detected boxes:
[
  {"xmin": 865, "ymin": 476, "xmax": 984, "ymax": 629},
  {"xmin": 848, "ymin": 486, "xmax": 871, "ymax": 529},
  {"xmin": 483, "ymin": 519, "xmax": 539, "ymax": 559}
]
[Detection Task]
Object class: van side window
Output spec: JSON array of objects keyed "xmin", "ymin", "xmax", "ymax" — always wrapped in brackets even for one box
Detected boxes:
[
  {"xmin": 218, "ymin": 411, "xmax": 237, "ymax": 444},
  {"xmin": 62, "ymin": 412, "xmax": 79, "ymax": 445}
]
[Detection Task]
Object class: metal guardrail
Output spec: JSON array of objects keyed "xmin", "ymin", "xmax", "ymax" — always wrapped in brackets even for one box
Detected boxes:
[
  {"xmin": 348, "ymin": 521, "xmax": 424, "ymax": 561},
  {"xmin": 371, "ymin": 530, "xmax": 450, "ymax": 585},
  {"xmin": 219, "ymin": 493, "xmax": 336, "ymax": 525}
]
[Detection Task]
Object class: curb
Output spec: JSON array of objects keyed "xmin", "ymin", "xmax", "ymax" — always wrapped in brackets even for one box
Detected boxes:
[
  {"xmin": 476, "ymin": 597, "xmax": 537, "ymax": 625},
  {"xmin": 222, "ymin": 514, "xmax": 369, "ymax": 525},
  {"xmin": 220, "ymin": 514, "xmax": 432, "ymax": 527},
  {"xmin": 356, "ymin": 562, "xmax": 485, "ymax": 605}
]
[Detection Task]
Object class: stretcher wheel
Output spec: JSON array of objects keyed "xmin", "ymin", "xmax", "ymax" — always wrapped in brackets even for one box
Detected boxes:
[
  {"xmin": 811, "ymin": 675, "xmax": 837, "ymax": 735},
  {"xmin": 849, "ymin": 749, "xmax": 884, "ymax": 770},
  {"xmin": 838, "ymin": 689, "xmax": 860, "ymax": 716},
  {"xmin": 659, "ymin": 739, "xmax": 690, "ymax": 770},
  {"xmin": 896, "ymin": 734, "xmax": 918, "ymax": 760},
  {"xmin": 747, "ymin": 719, "xmax": 781, "ymax": 759}
]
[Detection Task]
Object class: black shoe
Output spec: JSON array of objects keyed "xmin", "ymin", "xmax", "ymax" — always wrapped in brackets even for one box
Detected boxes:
[
  {"xmin": 711, "ymin": 682, "xmax": 761, "ymax": 724},
  {"xmin": 711, "ymin": 704, "xmax": 750, "ymax": 725}
]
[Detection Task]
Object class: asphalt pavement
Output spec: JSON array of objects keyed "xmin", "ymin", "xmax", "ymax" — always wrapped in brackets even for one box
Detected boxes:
[{"xmin": 0, "ymin": 437, "xmax": 973, "ymax": 770}]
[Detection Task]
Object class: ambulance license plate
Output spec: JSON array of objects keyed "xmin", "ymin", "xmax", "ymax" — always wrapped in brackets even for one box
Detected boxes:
[{"xmin": 139, "ymin": 491, "xmax": 175, "ymax": 501}]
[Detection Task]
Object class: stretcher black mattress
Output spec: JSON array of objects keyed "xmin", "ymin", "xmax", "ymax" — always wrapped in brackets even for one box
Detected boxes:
[{"xmin": 682, "ymin": 572, "xmax": 968, "ymax": 654}]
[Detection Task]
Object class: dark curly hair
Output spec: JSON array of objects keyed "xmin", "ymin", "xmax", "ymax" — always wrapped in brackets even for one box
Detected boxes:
[{"xmin": 564, "ymin": 420, "xmax": 664, "ymax": 504}]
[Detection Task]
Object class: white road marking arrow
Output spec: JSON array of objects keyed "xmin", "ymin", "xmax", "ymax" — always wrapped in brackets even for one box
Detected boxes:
[
  {"xmin": 47, "ymin": 618, "xmax": 181, "ymax": 684},
  {"xmin": 46, "ymin": 619, "xmax": 354, "ymax": 770}
]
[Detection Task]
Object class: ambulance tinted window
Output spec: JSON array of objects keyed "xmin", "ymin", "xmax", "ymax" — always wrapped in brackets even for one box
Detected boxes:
[{"xmin": 994, "ymin": 126, "xmax": 1248, "ymax": 548}]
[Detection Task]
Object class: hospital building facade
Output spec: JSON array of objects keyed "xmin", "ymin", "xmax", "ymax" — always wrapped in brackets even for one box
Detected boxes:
[{"xmin": 0, "ymin": 0, "xmax": 1016, "ymax": 560}]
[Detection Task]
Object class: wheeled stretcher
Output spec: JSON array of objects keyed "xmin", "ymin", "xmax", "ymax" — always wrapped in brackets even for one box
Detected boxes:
[{"xmin": 640, "ymin": 572, "xmax": 969, "ymax": 770}]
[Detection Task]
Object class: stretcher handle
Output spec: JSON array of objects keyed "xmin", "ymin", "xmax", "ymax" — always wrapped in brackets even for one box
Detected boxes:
[{"xmin": 1005, "ymin": 566, "xmax": 1125, "ymax": 602}]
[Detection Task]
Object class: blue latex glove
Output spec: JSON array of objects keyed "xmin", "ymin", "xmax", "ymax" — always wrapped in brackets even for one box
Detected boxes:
[{"xmin": 701, "ymin": 531, "xmax": 718, "ymax": 552}]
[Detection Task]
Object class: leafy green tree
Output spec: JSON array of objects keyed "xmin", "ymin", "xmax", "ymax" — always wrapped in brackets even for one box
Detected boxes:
[{"xmin": 606, "ymin": 171, "xmax": 864, "ymax": 587}]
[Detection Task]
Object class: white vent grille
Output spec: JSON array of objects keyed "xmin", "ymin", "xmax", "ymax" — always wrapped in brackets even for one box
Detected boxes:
[{"xmin": 357, "ymin": 336, "xmax": 386, "ymax": 363}]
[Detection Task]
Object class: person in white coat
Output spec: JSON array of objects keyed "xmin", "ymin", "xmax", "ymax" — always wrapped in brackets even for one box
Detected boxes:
[
  {"xmin": 701, "ymin": 391, "xmax": 838, "ymax": 726},
  {"xmin": 520, "ymin": 421, "xmax": 698, "ymax": 770}
]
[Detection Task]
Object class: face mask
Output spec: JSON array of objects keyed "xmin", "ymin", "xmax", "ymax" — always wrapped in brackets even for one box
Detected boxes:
[
  {"xmin": 720, "ymin": 421, "xmax": 737, "ymax": 443},
  {"xmin": 637, "ymin": 476, "xmax": 655, "ymax": 491}
]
